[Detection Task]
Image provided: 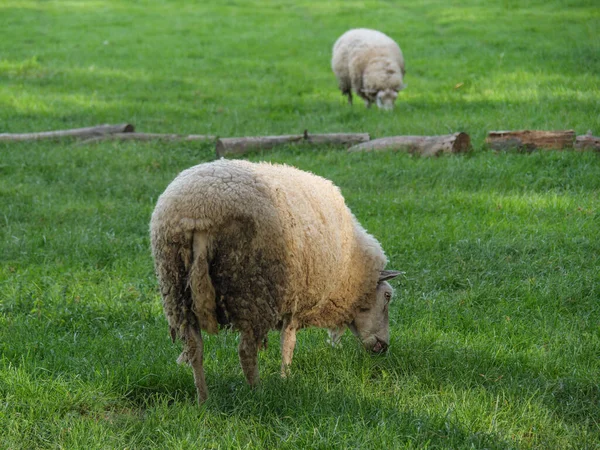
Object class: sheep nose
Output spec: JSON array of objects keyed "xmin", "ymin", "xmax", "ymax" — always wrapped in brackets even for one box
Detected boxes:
[{"xmin": 371, "ymin": 338, "xmax": 389, "ymax": 354}]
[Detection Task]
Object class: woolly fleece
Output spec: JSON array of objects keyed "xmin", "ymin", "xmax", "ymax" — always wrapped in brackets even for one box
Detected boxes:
[
  {"xmin": 332, "ymin": 28, "xmax": 405, "ymax": 105},
  {"xmin": 150, "ymin": 159, "xmax": 388, "ymax": 344}
]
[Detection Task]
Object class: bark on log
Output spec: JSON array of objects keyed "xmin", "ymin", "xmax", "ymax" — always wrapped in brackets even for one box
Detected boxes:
[
  {"xmin": 79, "ymin": 132, "xmax": 216, "ymax": 144},
  {"xmin": 486, "ymin": 130, "xmax": 575, "ymax": 151},
  {"xmin": 574, "ymin": 131, "xmax": 600, "ymax": 151},
  {"xmin": 0, "ymin": 124, "xmax": 134, "ymax": 141},
  {"xmin": 215, "ymin": 132, "xmax": 370, "ymax": 157},
  {"xmin": 347, "ymin": 132, "xmax": 471, "ymax": 156}
]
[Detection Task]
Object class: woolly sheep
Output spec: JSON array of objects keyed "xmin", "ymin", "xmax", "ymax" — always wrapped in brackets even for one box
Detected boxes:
[
  {"xmin": 332, "ymin": 28, "xmax": 406, "ymax": 110},
  {"xmin": 150, "ymin": 159, "xmax": 401, "ymax": 403}
]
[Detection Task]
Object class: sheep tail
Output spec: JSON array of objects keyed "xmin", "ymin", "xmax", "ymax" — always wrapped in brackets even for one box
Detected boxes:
[
  {"xmin": 153, "ymin": 223, "xmax": 219, "ymax": 340},
  {"xmin": 184, "ymin": 231, "xmax": 219, "ymax": 335}
]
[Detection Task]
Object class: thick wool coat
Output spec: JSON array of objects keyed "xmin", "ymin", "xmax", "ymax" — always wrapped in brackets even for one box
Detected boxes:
[
  {"xmin": 332, "ymin": 28, "xmax": 405, "ymax": 101},
  {"xmin": 150, "ymin": 159, "xmax": 387, "ymax": 345}
]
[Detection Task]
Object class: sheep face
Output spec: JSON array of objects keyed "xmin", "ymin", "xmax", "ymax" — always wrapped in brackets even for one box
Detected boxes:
[
  {"xmin": 376, "ymin": 89, "xmax": 399, "ymax": 110},
  {"xmin": 349, "ymin": 279, "xmax": 394, "ymax": 353},
  {"xmin": 328, "ymin": 270, "xmax": 402, "ymax": 352}
]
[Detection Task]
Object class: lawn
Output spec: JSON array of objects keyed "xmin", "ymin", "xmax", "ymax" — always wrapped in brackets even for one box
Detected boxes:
[{"xmin": 1, "ymin": 0, "xmax": 599, "ymax": 448}]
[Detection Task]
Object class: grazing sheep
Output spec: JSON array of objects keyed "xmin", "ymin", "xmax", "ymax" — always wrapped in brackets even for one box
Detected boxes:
[
  {"xmin": 332, "ymin": 28, "xmax": 406, "ymax": 110},
  {"xmin": 150, "ymin": 159, "xmax": 401, "ymax": 403}
]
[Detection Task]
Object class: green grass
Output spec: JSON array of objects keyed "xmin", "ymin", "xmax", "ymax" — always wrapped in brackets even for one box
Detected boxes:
[{"xmin": 1, "ymin": 1, "xmax": 599, "ymax": 448}]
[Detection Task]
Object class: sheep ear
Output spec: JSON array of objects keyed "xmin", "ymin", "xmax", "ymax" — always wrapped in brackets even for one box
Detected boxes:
[{"xmin": 379, "ymin": 270, "xmax": 403, "ymax": 282}]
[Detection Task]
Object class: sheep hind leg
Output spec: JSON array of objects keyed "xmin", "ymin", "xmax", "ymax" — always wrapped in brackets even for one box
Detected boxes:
[
  {"xmin": 280, "ymin": 317, "xmax": 297, "ymax": 378},
  {"xmin": 239, "ymin": 330, "xmax": 260, "ymax": 386},
  {"xmin": 338, "ymin": 77, "xmax": 353, "ymax": 105},
  {"xmin": 343, "ymin": 89, "xmax": 353, "ymax": 105},
  {"xmin": 186, "ymin": 327, "xmax": 208, "ymax": 404}
]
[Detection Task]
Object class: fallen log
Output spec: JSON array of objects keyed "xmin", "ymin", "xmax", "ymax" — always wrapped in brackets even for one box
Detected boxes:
[
  {"xmin": 347, "ymin": 132, "xmax": 471, "ymax": 156},
  {"xmin": 215, "ymin": 131, "xmax": 370, "ymax": 157},
  {"xmin": 574, "ymin": 131, "xmax": 600, "ymax": 151},
  {"xmin": 485, "ymin": 130, "xmax": 575, "ymax": 151},
  {"xmin": 0, "ymin": 123, "xmax": 134, "ymax": 142},
  {"xmin": 79, "ymin": 132, "xmax": 216, "ymax": 145}
]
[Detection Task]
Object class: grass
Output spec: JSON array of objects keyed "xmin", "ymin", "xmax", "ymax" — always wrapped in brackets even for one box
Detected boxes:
[{"xmin": 1, "ymin": 0, "xmax": 599, "ymax": 448}]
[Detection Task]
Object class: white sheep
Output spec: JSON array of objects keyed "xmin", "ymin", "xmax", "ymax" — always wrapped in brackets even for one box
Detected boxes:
[
  {"xmin": 332, "ymin": 28, "xmax": 406, "ymax": 110},
  {"xmin": 150, "ymin": 159, "xmax": 401, "ymax": 403}
]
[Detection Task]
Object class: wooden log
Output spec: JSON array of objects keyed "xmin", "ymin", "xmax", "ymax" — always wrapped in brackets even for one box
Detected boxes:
[
  {"xmin": 485, "ymin": 130, "xmax": 575, "ymax": 151},
  {"xmin": 302, "ymin": 132, "xmax": 370, "ymax": 146},
  {"xmin": 215, "ymin": 131, "xmax": 370, "ymax": 157},
  {"xmin": 0, "ymin": 123, "xmax": 134, "ymax": 142},
  {"xmin": 347, "ymin": 132, "xmax": 471, "ymax": 156},
  {"xmin": 79, "ymin": 132, "xmax": 216, "ymax": 145},
  {"xmin": 574, "ymin": 131, "xmax": 600, "ymax": 151}
]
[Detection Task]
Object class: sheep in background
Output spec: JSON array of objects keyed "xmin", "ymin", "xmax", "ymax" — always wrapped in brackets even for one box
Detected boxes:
[
  {"xmin": 332, "ymin": 28, "xmax": 406, "ymax": 110},
  {"xmin": 150, "ymin": 159, "xmax": 401, "ymax": 403}
]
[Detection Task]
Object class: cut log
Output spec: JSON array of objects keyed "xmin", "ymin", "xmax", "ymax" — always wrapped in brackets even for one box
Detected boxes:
[
  {"xmin": 0, "ymin": 124, "xmax": 134, "ymax": 142},
  {"xmin": 574, "ymin": 131, "xmax": 600, "ymax": 151},
  {"xmin": 347, "ymin": 132, "xmax": 471, "ymax": 156},
  {"xmin": 215, "ymin": 132, "xmax": 370, "ymax": 157},
  {"xmin": 485, "ymin": 130, "xmax": 575, "ymax": 151},
  {"xmin": 79, "ymin": 132, "xmax": 216, "ymax": 145}
]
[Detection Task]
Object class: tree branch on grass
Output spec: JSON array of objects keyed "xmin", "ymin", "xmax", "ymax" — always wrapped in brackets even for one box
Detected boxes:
[
  {"xmin": 0, "ymin": 124, "xmax": 134, "ymax": 141},
  {"xmin": 215, "ymin": 131, "xmax": 370, "ymax": 157},
  {"xmin": 78, "ymin": 132, "xmax": 216, "ymax": 145}
]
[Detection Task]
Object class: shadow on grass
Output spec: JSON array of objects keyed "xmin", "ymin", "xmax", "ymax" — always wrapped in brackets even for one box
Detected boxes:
[
  {"xmin": 122, "ymin": 370, "xmax": 514, "ymax": 449},
  {"xmin": 117, "ymin": 328, "xmax": 598, "ymax": 447}
]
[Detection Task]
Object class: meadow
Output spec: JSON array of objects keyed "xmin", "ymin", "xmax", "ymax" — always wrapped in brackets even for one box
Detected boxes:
[{"xmin": 1, "ymin": 0, "xmax": 599, "ymax": 448}]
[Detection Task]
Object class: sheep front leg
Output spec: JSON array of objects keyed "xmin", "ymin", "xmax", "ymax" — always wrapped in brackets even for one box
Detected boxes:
[
  {"xmin": 239, "ymin": 330, "xmax": 260, "ymax": 386},
  {"xmin": 327, "ymin": 326, "xmax": 346, "ymax": 347},
  {"xmin": 186, "ymin": 327, "xmax": 208, "ymax": 404},
  {"xmin": 280, "ymin": 317, "xmax": 297, "ymax": 378}
]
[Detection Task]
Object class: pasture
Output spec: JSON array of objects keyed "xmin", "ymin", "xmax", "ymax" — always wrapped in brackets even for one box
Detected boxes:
[{"xmin": 1, "ymin": 0, "xmax": 599, "ymax": 448}]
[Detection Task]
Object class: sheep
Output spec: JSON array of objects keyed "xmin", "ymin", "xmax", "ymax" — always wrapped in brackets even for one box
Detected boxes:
[
  {"xmin": 331, "ymin": 28, "xmax": 406, "ymax": 110},
  {"xmin": 150, "ymin": 159, "xmax": 401, "ymax": 403}
]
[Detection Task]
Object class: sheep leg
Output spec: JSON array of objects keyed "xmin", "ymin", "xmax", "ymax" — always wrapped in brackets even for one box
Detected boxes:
[
  {"xmin": 327, "ymin": 326, "xmax": 346, "ymax": 347},
  {"xmin": 345, "ymin": 90, "xmax": 353, "ymax": 105},
  {"xmin": 338, "ymin": 76, "xmax": 353, "ymax": 105},
  {"xmin": 186, "ymin": 327, "xmax": 208, "ymax": 404},
  {"xmin": 280, "ymin": 317, "xmax": 297, "ymax": 377},
  {"xmin": 239, "ymin": 330, "xmax": 260, "ymax": 386},
  {"xmin": 349, "ymin": 64, "xmax": 364, "ymax": 105}
]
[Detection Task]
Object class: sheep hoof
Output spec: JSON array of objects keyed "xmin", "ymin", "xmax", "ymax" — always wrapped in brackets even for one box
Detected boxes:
[
  {"xmin": 327, "ymin": 338, "xmax": 342, "ymax": 348},
  {"xmin": 280, "ymin": 364, "xmax": 291, "ymax": 378},
  {"xmin": 197, "ymin": 391, "xmax": 208, "ymax": 405}
]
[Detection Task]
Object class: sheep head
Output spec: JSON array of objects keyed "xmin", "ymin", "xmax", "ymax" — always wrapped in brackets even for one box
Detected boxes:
[
  {"xmin": 328, "ymin": 270, "xmax": 403, "ymax": 353},
  {"xmin": 375, "ymin": 89, "xmax": 399, "ymax": 110},
  {"xmin": 362, "ymin": 59, "xmax": 406, "ymax": 110}
]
